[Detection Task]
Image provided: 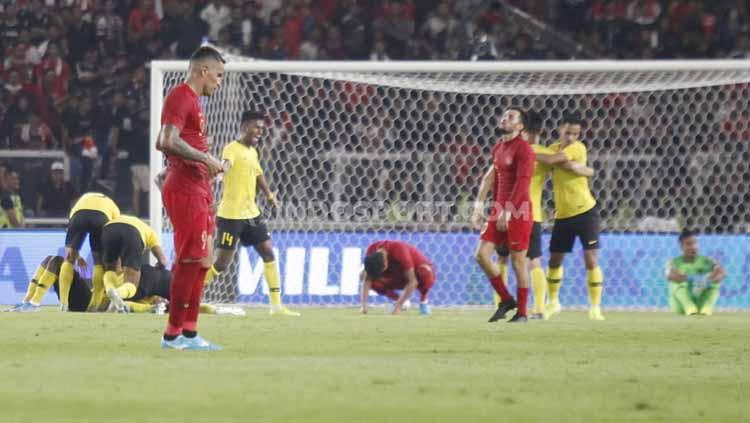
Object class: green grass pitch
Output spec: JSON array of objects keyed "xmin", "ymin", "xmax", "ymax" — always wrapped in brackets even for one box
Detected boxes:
[{"xmin": 1, "ymin": 308, "xmax": 749, "ymax": 422}]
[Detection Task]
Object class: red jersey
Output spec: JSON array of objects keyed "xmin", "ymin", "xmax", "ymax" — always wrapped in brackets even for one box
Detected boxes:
[
  {"xmin": 490, "ymin": 134, "xmax": 534, "ymax": 221},
  {"xmin": 366, "ymin": 240, "xmax": 432, "ymax": 281},
  {"xmin": 161, "ymin": 83, "xmax": 211, "ymax": 197}
]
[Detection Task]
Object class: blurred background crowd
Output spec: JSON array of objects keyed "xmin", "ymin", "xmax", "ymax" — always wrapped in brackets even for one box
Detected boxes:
[{"xmin": 1, "ymin": 0, "xmax": 749, "ymax": 230}]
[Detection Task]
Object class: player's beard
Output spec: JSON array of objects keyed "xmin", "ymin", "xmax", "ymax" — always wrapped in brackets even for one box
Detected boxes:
[{"xmin": 495, "ymin": 127, "xmax": 510, "ymax": 138}]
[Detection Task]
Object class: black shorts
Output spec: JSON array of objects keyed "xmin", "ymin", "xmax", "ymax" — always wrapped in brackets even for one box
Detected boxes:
[
  {"xmin": 216, "ymin": 216, "xmax": 271, "ymax": 250},
  {"xmin": 550, "ymin": 206, "xmax": 601, "ymax": 253},
  {"xmin": 130, "ymin": 264, "xmax": 172, "ymax": 301},
  {"xmin": 101, "ymin": 223, "xmax": 145, "ymax": 269},
  {"xmin": 53, "ymin": 272, "xmax": 92, "ymax": 312},
  {"xmin": 65, "ymin": 210, "xmax": 109, "ymax": 253},
  {"xmin": 497, "ymin": 222, "xmax": 543, "ymax": 259}
]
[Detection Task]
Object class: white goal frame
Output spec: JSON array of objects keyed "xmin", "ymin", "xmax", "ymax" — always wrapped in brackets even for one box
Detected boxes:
[{"xmin": 148, "ymin": 59, "xmax": 750, "ymax": 238}]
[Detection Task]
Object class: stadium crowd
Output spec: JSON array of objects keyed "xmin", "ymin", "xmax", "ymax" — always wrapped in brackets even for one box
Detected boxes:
[{"xmin": 1, "ymin": 0, "xmax": 749, "ymax": 229}]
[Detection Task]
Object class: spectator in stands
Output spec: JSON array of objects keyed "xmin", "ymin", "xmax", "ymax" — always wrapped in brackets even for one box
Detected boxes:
[
  {"xmin": 0, "ymin": 93, "xmax": 34, "ymax": 149},
  {"xmin": 95, "ymin": 0, "xmax": 125, "ymax": 51},
  {"xmin": 201, "ymin": 0, "xmax": 232, "ymax": 41},
  {"xmin": 66, "ymin": 6, "xmax": 96, "ymax": 64},
  {"xmin": 62, "ymin": 96, "xmax": 96, "ymax": 193},
  {"xmin": 128, "ymin": 0, "xmax": 160, "ymax": 42},
  {"xmin": 123, "ymin": 101, "xmax": 150, "ymax": 217},
  {"xmin": 298, "ymin": 28, "xmax": 322, "ymax": 60},
  {"xmin": 35, "ymin": 161, "xmax": 77, "ymax": 217},
  {"xmin": 15, "ymin": 113, "xmax": 57, "ymax": 150},
  {"xmin": 75, "ymin": 49, "xmax": 101, "ymax": 93},
  {"xmin": 0, "ymin": 169, "xmax": 25, "ymax": 228},
  {"xmin": 33, "ymin": 43, "xmax": 71, "ymax": 101},
  {"xmin": 173, "ymin": 2, "xmax": 210, "ymax": 59}
]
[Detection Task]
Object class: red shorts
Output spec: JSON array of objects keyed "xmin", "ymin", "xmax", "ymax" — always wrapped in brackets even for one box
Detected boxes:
[
  {"xmin": 371, "ymin": 264, "xmax": 436, "ymax": 296},
  {"xmin": 480, "ymin": 218, "xmax": 533, "ymax": 251},
  {"xmin": 163, "ymin": 188, "xmax": 215, "ymax": 261}
]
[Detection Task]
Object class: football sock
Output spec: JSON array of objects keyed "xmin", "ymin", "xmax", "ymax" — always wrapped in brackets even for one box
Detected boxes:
[
  {"xmin": 490, "ymin": 275, "xmax": 512, "ymax": 302},
  {"xmin": 182, "ymin": 330, "xmax": 197, "ymax": 339},
  {"xmin": 264, "ymin": 261, "xmax": 282, "ymax": 306},
  {"xmin": 200, "ymin": 304, "xmax": 217, "ymax": 314},
  {"xmin": 530, "ymin": 267, "xmax": 547, "ymax": 314},
  {"xmin": 103, "ymin": 270, "xmax": 121, "ymax": 294},
  {"xmin": 204, "ymin": 265, "xmax": 220, "ymax": 285},
  {"xmin": 24, "ymin": 265, "xmax": 45, "ymax": 302},
  {"xmin": 183, "ymin": 266, "xmax": 208, "ymax": 331},
  {"xmin": 90, "ymin": 265, "xmax": 105, "ymax": 310},
  {"xmin": 516, "ymin": 287, "xmax": 529, "ymax": 316},
  {"xmin": 30, "ymin": 270, "xmax": 57, "ymax": 305},
  {"xmin": 547, "ymin": 266, "xmax": 564, "ymax": 303},
  {"xmin": 58, "ymin": 260, "xmax": 75, "ymax": 307},
  {"xmin": 124, "ymin": 301, "xmax": 152, "ymax": 313},
  {"xmin": 587, "ymin": 266, "xmax": 603, "ymax": 306},
  {"xmin": 493, "ymin": 261, "xmax": 509, "ymax": 306},
  {"xmin": 672, "ymin": 283, "xmax": 698, "ymax": 315},
  {"xmin": 698, "ymin": 283, "xmax": 720, "ymax": 315},
  {"xmin": 116, "ymin": 282, "xmax": 137, "ymax": 300},
  {"xmin": 166, "ymin": 262, "xmax": 202, "ymax": 336}
]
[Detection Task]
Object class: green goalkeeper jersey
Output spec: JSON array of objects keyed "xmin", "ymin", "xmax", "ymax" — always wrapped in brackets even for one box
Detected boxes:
[{"xmin": 666, "ymin": 255, "xmax": 717, "ymax": 294}]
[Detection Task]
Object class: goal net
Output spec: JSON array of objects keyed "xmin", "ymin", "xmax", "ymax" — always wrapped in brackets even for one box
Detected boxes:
[{"xmin": 150, "ymin": 60, "xmax": 750, "ymax": 310}]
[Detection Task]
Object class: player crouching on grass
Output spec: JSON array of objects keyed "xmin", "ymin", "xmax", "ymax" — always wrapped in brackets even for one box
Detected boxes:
[
  {"xmin": 665, "ymin": 229, "xmax": 726, "ymax": 316},
  {"xmin": 360, "ymin": 240, "xmax": 435, "ymax": 315},
  {"xmin": 9, "ymin": 255, "xmax": 245, "ymax": 316}
]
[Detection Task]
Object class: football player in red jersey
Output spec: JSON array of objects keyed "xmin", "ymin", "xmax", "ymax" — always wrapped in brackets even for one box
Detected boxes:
[
  {"xmin": 471, "ymin": 108, "xmax": 535, "ymax": 323},
  {"xmin": 155, "ymin": 46, "xmax": 226, "ymax": 350}
]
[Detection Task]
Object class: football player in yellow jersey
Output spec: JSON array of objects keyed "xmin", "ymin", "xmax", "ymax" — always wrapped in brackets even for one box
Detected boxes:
[
  {"xmin": 204, "ymin": 110, "xmax": 299, "ymax": 317},
  {"xmin": 100, "ymin": 214, "xmax": 169, "ymax": 312},
  {"xmin": 59, "ymin": 192, "xmax": 121, "ymax": 312},
  {"xmin": 495, "ymin": 111, "xmax": 593, "ymax": 319},
  {"xmin": 535, "ymin": 112, "xmax": 604, "ymax": 320}
]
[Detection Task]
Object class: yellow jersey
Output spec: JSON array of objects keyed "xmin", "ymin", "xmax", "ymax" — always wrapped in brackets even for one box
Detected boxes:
[
  {"xmin": 106, "ymin": 215, "xmax": 160, "ymax": 249},
  {"xmin": 69, "ymin": 192, "xmax": 120, "ymax": 220},
  {"xmin": 548, "ymin": 140, "xmax": 597, "ymax": 219},
  {"xmin": 530, "ymin": 144, "xmax": 553, "ymax": 223},
  {"xmin": 218, "ymin": 140, "xmax": 263, "ymax": 219}
]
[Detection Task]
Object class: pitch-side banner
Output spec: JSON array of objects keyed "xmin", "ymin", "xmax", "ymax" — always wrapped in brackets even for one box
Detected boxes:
[{"xmin": 1, "ymin": 231, "xmax": 749, "ymax": 308}]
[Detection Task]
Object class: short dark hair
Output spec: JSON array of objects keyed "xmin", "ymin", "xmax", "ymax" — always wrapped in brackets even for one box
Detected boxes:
[
  {"xmin": 189, "ymin": 46, "xmax": 225, "ymax": 64},
  {"xmin": 562, "ymin": 111, "xmax": 583, "ymax": 126},
  {"xmin": 241, "ymin": 110, "xmax": 266, "ymax": 124},
  {"xmin": 363, "ymin": 252, "xmax": 386, "ymax": 279},
  {"xmin": 525, "ymin": 109, "xmax": 543, "ymax": 135},
  {"xmin": 679, "ymin": 228, "xmax": 697, "ymax": 242}
]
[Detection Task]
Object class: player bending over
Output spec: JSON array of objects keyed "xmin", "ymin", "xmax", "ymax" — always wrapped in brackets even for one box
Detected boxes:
[
  {"xmin": 156, "ymin": 46, "xmax": 226, "ymax": 351},
  {"xmin": 100, "ymin": 215, "xmax": 168, "ymax": 312},
  {"xmin": 495, "ymin": 110, "xmax": 594, "ymax": 319},
  {"xmin": 665, "ymin": 229, "xmax": 725, "ymax": 316},
  {"xmin": 472, "ymin": 107, "xmax": 534, "ymax": 323},
  {"xmin": 360, "ymin": 240, "xmax": 435, "ymax": 315},
  {"xmin": 59, "ymin": 192, "xmax": 120, "ymax": 312},
  {"xmin": 204, "ymin": 110, "xmax": 299, "ymax": 317},
  {"xmin": 535, "ymin": 112, "xmax": 605, "ymax": 320}
]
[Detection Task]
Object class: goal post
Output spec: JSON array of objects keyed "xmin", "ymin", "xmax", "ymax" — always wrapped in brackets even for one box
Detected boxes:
[{"xmin": 149, "ymin": 59, "xmax": 750, "ymax": 309}]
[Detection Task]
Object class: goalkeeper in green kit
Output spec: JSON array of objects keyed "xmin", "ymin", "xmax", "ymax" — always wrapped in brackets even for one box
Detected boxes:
[{"xmin": 665, "ymin": 229, "xmax": 726, "ymax": 315}]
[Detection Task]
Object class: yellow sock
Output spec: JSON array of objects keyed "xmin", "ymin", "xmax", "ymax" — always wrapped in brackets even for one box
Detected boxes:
[
  {"xmin": 116, "ymin": 282, "xmax": 137, "ymax": 300},
  {"xmin": 530, "ymin": 267, "xmax": 547, "ymax": 314},
  {"xmin": 58, "ymin": 261, "xmax": 75, "ymax": 306},
  {"xmin": 493, "ymin": 261, "xmax": 509, "ymax": 307},
  {"xmin": 587, "ymin": 266, "xmax": 603, "ymax": 306},
  {"xmin": 89, "ymin": 265, "xmax": 105, "ymax": 311},
  {"xmin": 30, "ymin": 270, "xmax": 57, "ymax": 305},
  {"xmin": 264, "ymin": 261, "xmax": 282, "ymax": 306},
  {"xmin": 547, "ymin": 266, "xmax": 563, "ymax": 303},
  {"xmin": 23, "ymin": 265, "xmax": 45, "ymax": 302},
  {"xmin": 124, "ymin": 301, "xmax": 153, "ymax": 313},
  {"xmin": 103, "ymin": 271, "xmax": 120, "ymax": 291},
  {"xmin": 204, "ymin": 265, "xmax": 220, "ymax": 285},
  {"xmin": 200, "ymin": 304, "xmax": 217, "ymax": 314}
]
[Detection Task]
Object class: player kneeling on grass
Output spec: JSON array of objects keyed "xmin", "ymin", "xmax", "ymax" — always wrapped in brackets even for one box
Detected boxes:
[
  {"xmin": 10, "ymin": 255, "xmax": 245, "ymax": 316},
  {"xmin": 100, "ymin": 215, "xmax": 168, "ymax": 313},
  {"xmin": 360, "ymin": 240, "xmax": 435, "ymax": 315},
  {"xmin": 665, "ymin": 229, "xmax": 726, "ymax": 316}
]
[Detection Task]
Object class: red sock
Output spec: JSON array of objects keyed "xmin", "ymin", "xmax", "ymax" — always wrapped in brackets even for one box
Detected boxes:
[
  {"xmin": 183, "ymin": 266, "xmax": 208, "ymax": 329},
  {"xmin": 490, "ymin": 275, "xmax": 512, "ymax": 302},
  {"xmin": 166, "ymin": 262, "xmax": 201, "ymax": 336},
  {"xmin": 517, "ymin": 287, "xmax": 529, "ymax": 316}
]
